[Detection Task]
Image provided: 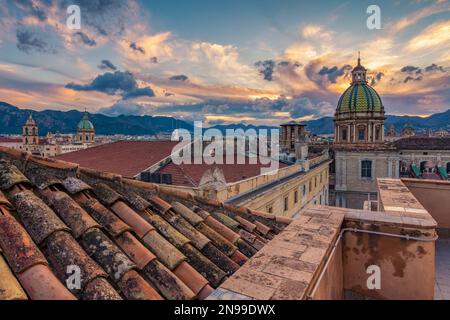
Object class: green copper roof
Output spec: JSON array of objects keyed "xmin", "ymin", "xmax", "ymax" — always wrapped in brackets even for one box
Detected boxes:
[
  {"xmin": 77, "ymin": 112, "xmax": 94, "ymax": 130},
  {"xmin": 337, "ymin": 83, "xmax": 383, "ymax": 113}
]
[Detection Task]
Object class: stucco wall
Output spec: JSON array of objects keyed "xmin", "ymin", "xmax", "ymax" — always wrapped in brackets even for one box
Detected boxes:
[
  {"xmin": 402, "ymin": 179, "xmax": 450, "ymax": 230},
  {"xmin": 342, "ymin": 220, "xmax": 435, "ymax": 300},
  {"xmin": 311, "ymin": 240, "xmax": 343, "ymax": 300}
]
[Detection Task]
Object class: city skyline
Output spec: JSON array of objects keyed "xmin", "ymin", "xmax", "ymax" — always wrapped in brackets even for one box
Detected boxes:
[{"xmin": 0, "ymin": 0, "xmax": 449, "ymax": 126}]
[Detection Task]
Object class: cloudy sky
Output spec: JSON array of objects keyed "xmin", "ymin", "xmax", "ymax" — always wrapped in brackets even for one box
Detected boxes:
[{"xmin": 0, "ymin": 0, "xmax": 449, "ymax": 126}]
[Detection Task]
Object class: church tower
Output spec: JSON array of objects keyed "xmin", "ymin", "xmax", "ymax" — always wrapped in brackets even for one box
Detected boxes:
[
  {"xmin": 334, "ymin": 52, "xmax": 386, "ymax": 144},
  {"xmin": 22, "ymin": 114, "xmax": 39, "ymax": 146},
  {"xmin": 76, "ymin": 110, "xmax": 95, "ymax": 144}
]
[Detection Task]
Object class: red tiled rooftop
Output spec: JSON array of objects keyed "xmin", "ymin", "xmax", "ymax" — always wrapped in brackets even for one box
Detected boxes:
[
  {"xmin": 55, "ymin": 140, "xmax": 179, "ymax": 178},
  {"xmin": 159, "ymin": 155, "xmax": 289, "ymax": 186},
  {"xmin": 55, "ymin": 140, "xmax": 288, "ymax": 185},
  {"xmin": 0, "ymin": 137, "xmax": 22, "ymax": 143}
]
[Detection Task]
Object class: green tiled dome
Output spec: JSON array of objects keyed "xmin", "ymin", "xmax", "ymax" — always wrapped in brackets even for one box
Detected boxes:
[
  {"xmin": 337, "ymin": 83, "xmax": 383, "ymax": 113},
  {"xmin": 77, "ymin": 112, "xmax": 94, "ymax": 130}
]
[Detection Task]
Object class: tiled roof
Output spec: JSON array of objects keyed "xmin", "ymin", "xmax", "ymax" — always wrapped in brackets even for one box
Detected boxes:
[
  {"xmin": 158, "ymin": 155, "xmax": 289, "ymax": 186},
  {"xmin": 55, "ymin": 141, "xmax": 180, "ymax": 178},
  {"xmin": 394, "ymin": 137, "xmax": 450, "ymax": 151},
  {"xmin": 0, "ymin": 147, "xmax": 291, "ymax": 300},
  {"xmin": 56, "ymin": 140, "xmax": 288, "ymax": 185},
  {"xmin": 0, "ymin": 137, "xmax": 22, "ymax": 143}
]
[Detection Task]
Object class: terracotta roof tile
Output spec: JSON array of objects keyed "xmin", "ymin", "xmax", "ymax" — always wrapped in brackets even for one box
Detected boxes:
[
  {"xmin": 75, "ymin": 196, "xmax": 131, "ymax": 237},
  {"xmin": 148, "ymin": 195, "xmax": 173, "ymax": 214},
  {"xmin": 0, "ymin": 254, "xmax": 27, "ymax": 300},
  {"xmin": 0, "ymin": 210, "xmax": 47, "ymax": 273},
  {"xmin": 141, "ymin": 229, "xmax": 186, "ymax": 270},
  {"xmin": 180, "ymin": 243, "xmax": 226, "ymax": 288},
  {"xmin": 24, "ymin": 164, "xmax": 63, "ymax": 190},
  {"xmin": 0, "ymin": 190, "xmax": 12, "ymax": 208},
  {"xmin": 80, "ymin": 228, "xmax": 135, "ymax": 282},
  {"xmin": 92, "ymin": 183, "xmax": 123, "ymax": 206},
  {"xmin": 39, "ymin": 189, "xmax": 100, "ymax": 239},
  {"xmin": 0, "ymin": 161, "xmax": 31, "ymax": 190},
  {"xmin": 0, "ymin": 147, "xmax": 289, "ymax": 300},
  {"xmin": 117, "ymin": 269, "xmax": 163, "ymax": 300},
  {"xmin": 116, "ymin": 188, "xmax": 151, "ymax": 212},
  {"xmin": 17, "ymin": 264, "xmax": 77, "ymax": 300},
  {"xmin": 110, "ymin": 201, "xmax": 154, "ymax": 238},
  {"xmin": 173, "ymin": 261, "xmax": 209, "ymax": 296},
  {"xmin": 234, "ymin": 216, "xmax": 257, "ymax": 233},
  {"xmin": 172, "ymin": 202, "xmax": 204, "ymax": 226},
  {"xmin": 8, "ymin": 189, "xmax": 69, "ymax": 244},
  {"xmin": 115, "ymin": 231, "xmax": 156, "ymax": 269},
  {"xmin": 142, "ymin": 259, "xmax": 195, "ymax": 300},
  {"xmin": 62, "ymin": 177, "xmax": 92, "ymax": 194},
  {"xmin": 81, "ymin": 277, "xmax": 122, "ymax": 300},
  {"xmin": 43, "ymin": 231, "xmax": 107, "ymax": 294},
  {"xmin": 195, "ymin": 222, "xmax": 237, "ymax": 257}
]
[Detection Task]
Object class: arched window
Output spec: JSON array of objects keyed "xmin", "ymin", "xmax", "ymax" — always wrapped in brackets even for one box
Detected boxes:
[
  {"xmin": 420, "ymin": 161, "xmax": 427, "ymax": 173},
  {"xmin": 358, "ymin": 127, "xmax": 365, "ymax": 141},
  {"xmin": 342, "ymin": 128, "xmax": 347, "ymax": 142},
  {"xmin": 375, "ymin": 126, "xmax": 380, "ymax": 141},
  {"xmin": 25, "ymin": 127, "xmax": 29, "ymax": 135}
]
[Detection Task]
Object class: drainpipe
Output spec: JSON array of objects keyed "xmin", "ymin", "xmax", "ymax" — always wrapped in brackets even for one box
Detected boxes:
[{"xmin": 306, "ymin": 227, "xmax": 438, "ymax": 300}]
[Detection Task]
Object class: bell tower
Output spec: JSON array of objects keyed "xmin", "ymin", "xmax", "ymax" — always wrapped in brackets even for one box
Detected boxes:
[{"xmin": 22, "ymin": 114, "xmax": 39, "ymax": 146}]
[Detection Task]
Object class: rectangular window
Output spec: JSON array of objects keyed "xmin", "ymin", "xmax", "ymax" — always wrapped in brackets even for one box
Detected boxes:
[
  {"xmin": 303, "ymin": 185, "xmax": 306, "ymax": 196},
  {"xmin": 361, "ymin": 160, "xmax": 372, "ymax": 178},
  {"xmin": 294, "ymin": 190, "xmax": 298, "ymax": 204},
  {"xmin": 284, "ymin": 196, "xmax": 288, "ymax": 211},
  {"xmin": 266, "ymin": 206, "xmax": 273, "ymax": 214}
]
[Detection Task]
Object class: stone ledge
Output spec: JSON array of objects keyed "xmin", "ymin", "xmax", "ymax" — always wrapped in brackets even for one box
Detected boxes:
[{"xmin": 208, "ymin": 206, "xmax": 345, "ymax": 300}]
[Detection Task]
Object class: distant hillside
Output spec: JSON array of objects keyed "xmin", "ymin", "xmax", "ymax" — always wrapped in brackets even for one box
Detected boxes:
[
  {"xmin": 0, "ymin": 102, "xmax": 193, "ymax": 136},
  {"xmin": 1, "ymin": 101, "xmax": 449, "ymax": 136}
]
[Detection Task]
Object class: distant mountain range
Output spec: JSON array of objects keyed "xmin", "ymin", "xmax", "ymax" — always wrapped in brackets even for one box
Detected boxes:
[
  {"xmin": 0, "ymin": 102, "xmax": 193, "ymax": 136},
  {"xmin": 1, "ymin": 101, "xmax": 450, "ymax": 136}
]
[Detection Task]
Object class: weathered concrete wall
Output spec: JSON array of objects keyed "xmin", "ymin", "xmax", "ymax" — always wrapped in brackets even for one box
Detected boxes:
[
  {"xmin": 311, "ymin": 239, "xmax": 343, "ymax": 300},
  {"xmin": 402, "ymin": 178, "xmax": 450, "ymax": 230},
  {"xmin": 342, "ymin": 221, "xmax": 435, "ymax": 300}
]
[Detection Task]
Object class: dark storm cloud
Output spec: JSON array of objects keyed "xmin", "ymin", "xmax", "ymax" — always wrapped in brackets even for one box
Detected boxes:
[
  {"xmin": 130, "ymin": 42, "xmax": 145, "ymax": 54},
  {"xmin": 74, "ymin": 32, "xmax": 97, "ymax": 47},
  {"xmin": 254, "ymin": 60, "xmax": 276, "ymax": 81},
  {"xmin": 150, "ymin": 56, "xmax": 158, "ymax": 64},
  {"xmin": 370, "ymin": 72, "xmax": 384, "ymax": 86},
  {"xmin": 59, "ymin": 0, "xmax": 133, "ymax": 37},
  {"xmin": 401, "ymin": 65, "xmax": 422, "ymax": 75},
  {"xmin": 169, "ymin": 75, "xmax": 189, "ymax": 81},
  {"xmin": 98, "ymin": 59, "xmax": 117, "ymax": 71},
  {"xmin": 13, "ymin": 0, "xmax": 48, "ymax": 21},
  {"xmin": 65, "ymin": 71, "xmax": 154, "ymax": 99},
  {"xmin": 16, "ymin": 29, "xmax": 55, "ymax": 54},
  {"xmin": 318, "ymin": 65, "xmax": 352, "ymax": 83},
  {"xmin": 403, "ymin": 75, "xmax": 423, "ymax": 83},
  {"xmin": 424, "ymin": 63, "xmax": 446, "ymax": 73}
]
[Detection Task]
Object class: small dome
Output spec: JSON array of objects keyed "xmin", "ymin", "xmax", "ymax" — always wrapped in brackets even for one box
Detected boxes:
[
  {"xmin": 77, "ymin": 111, "xmax": 94, "ymax": 130},
  {"xmin": 336, "ymin": 83, "xmax": 383, "ymax": 113}
]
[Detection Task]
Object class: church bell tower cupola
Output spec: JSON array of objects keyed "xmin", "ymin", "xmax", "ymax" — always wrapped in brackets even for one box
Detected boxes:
[{"xmin": 351, "ymin": 52, "xmax": 368, "ymax": 84}]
